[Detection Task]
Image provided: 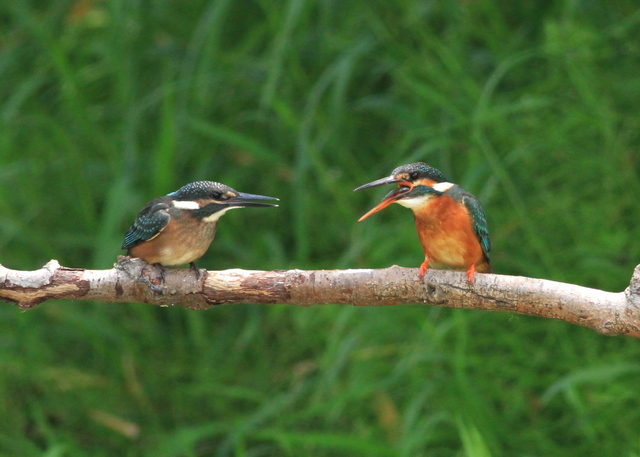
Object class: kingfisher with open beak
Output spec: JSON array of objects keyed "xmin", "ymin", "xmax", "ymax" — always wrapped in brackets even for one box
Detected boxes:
[
  {"xmin": 354, "ymin": 163, "xmax": 492, "ymax": 281},
  {"xmin": 122, "ymin": 181, "xmax": 278, "ymax": 276}
]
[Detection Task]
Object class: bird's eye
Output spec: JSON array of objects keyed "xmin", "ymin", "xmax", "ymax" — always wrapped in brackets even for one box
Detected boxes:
[
  {"xmin": 409, "ymin": 171, "xmax": 420, "ymax": 180},
  {"xmin": 211, "ymin": 192, "xmax": 222, "ymax": 199}
]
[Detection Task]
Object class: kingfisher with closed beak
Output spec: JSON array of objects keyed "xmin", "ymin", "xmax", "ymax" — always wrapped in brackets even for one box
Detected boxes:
[
  {"xmin": 354, "ymin": 163, "xmax": 492, "ymax": 281},
  {"xmin": 122, "ymin": 181, "xmax": 278, "ymax": 276}
]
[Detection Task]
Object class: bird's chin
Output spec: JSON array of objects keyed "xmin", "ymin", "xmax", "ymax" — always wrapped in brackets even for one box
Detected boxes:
[
  {"xmin": 201, "ymin": 206, "xmax": 238, "ymax": 223},
  {"xmin": 395, "ymin": 194, "xmax": 431, "ymax": 209}
]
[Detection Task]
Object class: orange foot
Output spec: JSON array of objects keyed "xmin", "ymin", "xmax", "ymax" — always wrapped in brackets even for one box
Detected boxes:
[
  {"xmin": 466, "ymin": 264, "xmax": 476, "ymax": 282},
  {"xmin": 419, "ymin": 258, "xmax": 430, "ymax": 277}
]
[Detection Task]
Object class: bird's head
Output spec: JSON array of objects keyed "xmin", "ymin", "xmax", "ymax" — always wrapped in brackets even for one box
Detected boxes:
[
  {"xmin": 169, "ymin": 181, "xmax": 279, "ymax": 222},
  {"xmin": 354, "ymin": 163, "xmax": 451, "ymax": 221}
]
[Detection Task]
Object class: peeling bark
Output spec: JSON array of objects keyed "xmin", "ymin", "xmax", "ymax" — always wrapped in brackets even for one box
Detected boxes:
[{"xmin": 1, "ymin": 258, "xmax": 639, "ymax": 338}]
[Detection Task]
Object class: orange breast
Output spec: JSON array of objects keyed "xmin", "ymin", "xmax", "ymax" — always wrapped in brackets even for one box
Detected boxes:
[
  {"xmin": 129, "ymin": 214, "xmax": 217, "ymax": 266},
  {"xmin": 413, "ymin": 196, "xmax": 486, "ymax": 270}
]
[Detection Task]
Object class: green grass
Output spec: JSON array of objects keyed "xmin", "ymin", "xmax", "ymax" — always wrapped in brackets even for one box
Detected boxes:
[{"xmin": 1, "ymin": 0, "xmax": 640, "ymax": 455}]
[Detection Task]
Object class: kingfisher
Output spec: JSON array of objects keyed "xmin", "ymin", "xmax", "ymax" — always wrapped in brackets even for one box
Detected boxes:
[
  {"xmin": 122, "ymin": 181, "xmax": 278, "ymax": 276},
  {"xmin": 354, "ymin": 162, "xmax": 492, "ymax": 281}
]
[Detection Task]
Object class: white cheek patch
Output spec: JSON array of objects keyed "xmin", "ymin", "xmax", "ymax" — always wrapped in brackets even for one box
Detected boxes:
[
  {"xmin": 172, "ymin": 200, "xmax": 200, "ymax": 210},
  {"xmin": 396, "ymin": 194, "xmax": 432, "ymax": 209},
  {"xmin": 432, "ymin": 182, "xmax": 454, "ymax": 192},
  {"xmin": 201, "ymin": 206, "xmax": 238, "ymax": 223}
]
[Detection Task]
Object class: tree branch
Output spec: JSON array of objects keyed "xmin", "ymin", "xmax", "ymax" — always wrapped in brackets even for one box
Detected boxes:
[{"xmin": 2, "ymin": 258, "xmax": 639, "ymax": 338}]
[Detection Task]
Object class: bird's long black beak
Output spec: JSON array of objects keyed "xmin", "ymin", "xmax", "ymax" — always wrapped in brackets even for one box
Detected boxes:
[
  {"xmin": 355, "ymin": 175, "xmax": 414, "ymax": 221},
  {"xmin": 227, "ymin": 192, "xmax": 279, "ymax": 208},
  {"xmin": 353, "ymin": 176, "xmax": 406, "ymax": 192}
]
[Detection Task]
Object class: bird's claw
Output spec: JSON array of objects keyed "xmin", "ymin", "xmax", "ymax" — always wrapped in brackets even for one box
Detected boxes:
[
  {"xmin": 138, "ymin": 276, "xmax": 164, "ymax": 294},
  {"xmin": 189, "ymin": 262, "xmax": 202, "ymax": 281},
  {"xmin": 419, "ymin": 259, "xmax": 429, "ymax": 278},
  {"xmin": 138, "ymin": 263, "xmax": 165, "ymax": 294},
  {"xmin": 466, "ymin": 264, "xmax": 476, "ymax": 283}
]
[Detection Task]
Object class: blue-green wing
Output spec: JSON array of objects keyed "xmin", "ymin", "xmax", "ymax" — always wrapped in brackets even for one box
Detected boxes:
[
  {"xmin": 462, "ymin": 195, "xmax": 491, "ymax": 261},
  {"xmin": 121, "ymin": 201, "xmax": 171, "ymax": 250}
]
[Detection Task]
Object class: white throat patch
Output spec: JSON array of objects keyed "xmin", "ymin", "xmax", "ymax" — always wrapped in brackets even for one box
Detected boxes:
[
  {"xmin": 201, "ymin": 206, "xmax": 238, "ymax": 223},
  {"xmin": 396, "ymin": 194, "xmax": 432, "ymax": 209}
]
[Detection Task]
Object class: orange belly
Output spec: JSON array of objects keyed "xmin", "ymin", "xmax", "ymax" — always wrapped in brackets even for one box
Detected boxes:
[
  {"xmin": 414, "ymin": 196, "xmax": 488, "ymax": 271},
  {"xmin": 129, "ymin": 217, "xmax": 217, "ymax": 266}
]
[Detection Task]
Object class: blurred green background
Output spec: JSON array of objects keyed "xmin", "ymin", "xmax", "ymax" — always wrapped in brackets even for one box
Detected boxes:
[{"xmin": 1, "ymin": 0, "xmax": 640, "ymax": 455}]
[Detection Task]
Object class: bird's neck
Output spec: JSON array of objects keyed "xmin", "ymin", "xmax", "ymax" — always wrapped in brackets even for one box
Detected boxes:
[{"xmin": 409, "ymin": 195, "xmax": 455, "ymax": 227}]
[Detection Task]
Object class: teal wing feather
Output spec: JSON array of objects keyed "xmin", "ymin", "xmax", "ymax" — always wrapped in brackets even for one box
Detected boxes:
[
  {"xmin": 122, "ymin": 200, "xmax": 171, "ymax": 250},
  {"xmin": 462, "ymin": 194, "xmax": 491, "ymax": 261}
]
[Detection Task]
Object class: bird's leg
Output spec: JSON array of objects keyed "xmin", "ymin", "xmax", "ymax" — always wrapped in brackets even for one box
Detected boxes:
[
  {"xmin": 466, "ymin": 264, "xmax": 476, "ymax": 282},
  {"xmin": 189, "ymin": 262, "xmax": 201, "ymax": 281},
  {"xmin": 419, "ymin": 258, "xmax": 430, "ymax": 277}
]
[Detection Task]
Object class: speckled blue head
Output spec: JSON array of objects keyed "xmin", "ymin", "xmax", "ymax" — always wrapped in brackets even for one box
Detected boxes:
[
  {"xmin": 390, "ymin": 163, "xmax": 448, "ymax": 183},
  {"xmin": 166, "ymin": 181, "xmax": 279, "ymax": 220},
  {"xmin": 354, "ymin": 162, "xmax": 450, "ymax": 220},
  {"xmin": 167, "ymin": 181, "xmax": 234, "ymax": 200},
  {"xmin": 354, "ymin": 162, "xmax": 448, "ymax": 193}
]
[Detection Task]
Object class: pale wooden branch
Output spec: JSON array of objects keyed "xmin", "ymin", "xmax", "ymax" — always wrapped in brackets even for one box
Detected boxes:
[{"xmin": 1, "ymin": 257, "xmax": 639, "ymax": 338}]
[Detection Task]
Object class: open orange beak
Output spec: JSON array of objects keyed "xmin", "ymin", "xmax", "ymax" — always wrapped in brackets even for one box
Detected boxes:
[{"xmin": 354, "ymin": 176, "xmax": 413, "ymax": 221}]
